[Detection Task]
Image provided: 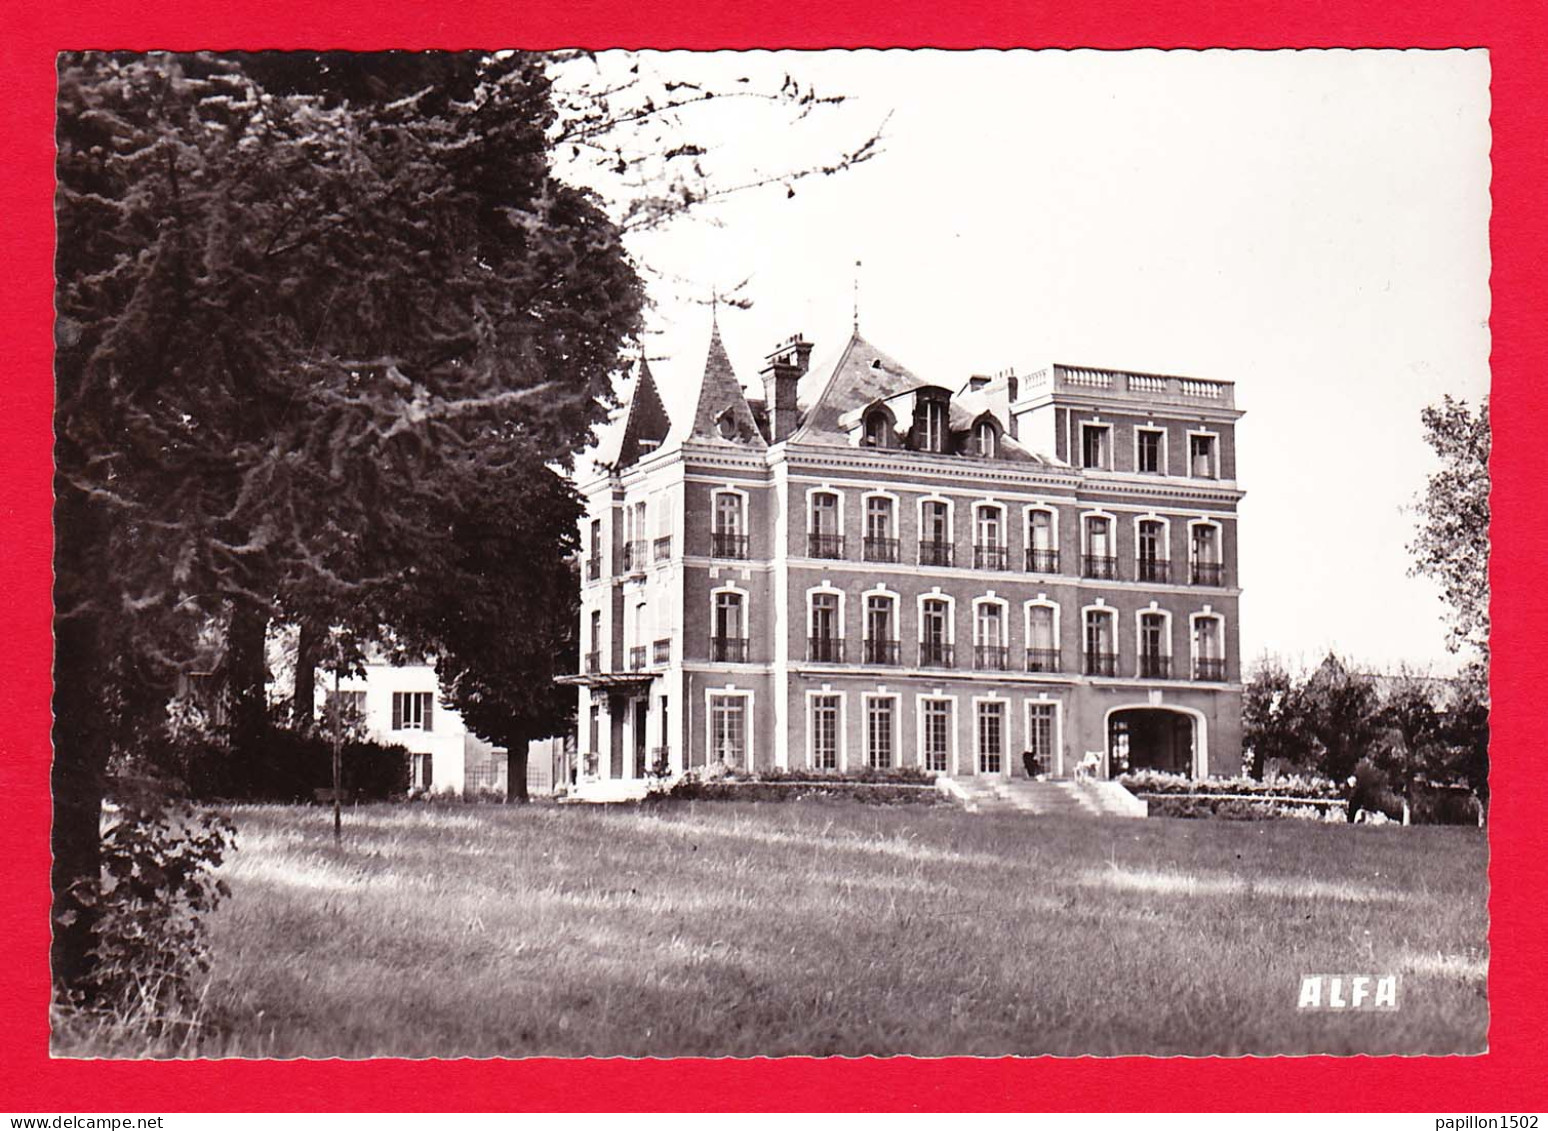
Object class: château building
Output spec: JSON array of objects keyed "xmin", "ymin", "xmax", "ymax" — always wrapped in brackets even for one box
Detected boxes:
[{"xmin": 564, "ymin": 315, "xmax": 1244, "ymax": 791}]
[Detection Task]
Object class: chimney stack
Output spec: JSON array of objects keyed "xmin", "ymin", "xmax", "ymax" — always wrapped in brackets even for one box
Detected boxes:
[{"xmin": 761, "ymin": 333, "xmax": 811, "ymax": 444}]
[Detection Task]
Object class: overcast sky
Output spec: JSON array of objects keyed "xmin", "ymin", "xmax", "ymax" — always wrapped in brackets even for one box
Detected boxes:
[{"xmin": 557, "ymin": 49, "xmax": 1492, "ymax": 676}]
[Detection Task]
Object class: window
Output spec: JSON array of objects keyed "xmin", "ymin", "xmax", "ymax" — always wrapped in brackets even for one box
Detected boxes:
[
  {"xmin": 587, "ymin": 704, "xmax": 600, "ymax": 776},
  {"xmin": 1194, "ymin": 616, "xmax": 1226, "ymax": 681},
  {"xmin": 916, "ymin": 397, "xmax": 948, "ymax": 453},
  {"xmin": 411, "ymin": 752, "xmax": 434, "ymax": 791},
  {"xmin": 863, "ymin": 410, "xmax": 892, "ymax": 449},
  {"xmin": 588, "ymin": 519, "xmax": 602, "ymax": 579},
  {"xmin": 1137, "ymin": 428, "xmax": 1165, "ymax": 474},
  {"xmin": 1081, "ymin": 423, "xmax": 1112, "ymax": 470},
  {"xmin": 1026, "ymin": 703, "xmax": 1056, "ymax": 776},
  {"xmin": 922, "ymin": 699, "xmax": 953, "ymax": 774},
  {"xmin": 1026, "ymin": 604, "xmax": 1059, "ymax": 672},
  {"xmin": 974, "ymin": 420, "xmax": 997, "ymax": 458},
  {"xmin": 864, "ymin": 496, "xmax": 898, "ymax": 562},
  {"xmin": 920, "ymin": 598, "xmax": 953, "ymax": 667},
  {"xmin": 809, "ymin": 491, "xmax": 843, "ymax": 558},
  {"xmin": 1139, "ymin": 611, "xmax": 1170, "ymax": 678},
  {"xmin": 974, "ymin": 602, "xmax": 1007, "ymax": 670},
  {"xmin": 1191, "ymin": 523, "xmax": 1223, "ymax": 586},
  {"xmin": 811, "ymin": 695, "xmax": 841, "ymax": 770},
  {"xmin": 710, "ymin": 695, "xmax": 747, "ymax": 766},
  {"xmin": 392, "ymin": 691, "xmax": 434, "ymax": 732},
  {"xmin": 1189, "ymin": 433, "xmax": 1218, "ymax": 479},
  {"xmin": 1137, "ymin": 519, "xmax": 1169, "ymax": 583},
  {"xmin": 977, "ymin": 701, "xmax": 1005, "ymax": 775},
  {"xmin": 1026, "ymin": 508, "xmax": 1058, "ymax": 573},
  {"xmin": 920, "ymin": 500, "xmax": 953, "ymax": 566},
  {"xmin": 809, "ymin": 592, "xmax": 842, "ymax": 662},
  {"xmin": 862, "ymin": 594, "xmax": 898, "ymax": 664},
  {"xmin": 712, "ymin": 492, "xmax": 747, "ymax": 558},
  {"xmin": 324, "ymin": 689, "xmax": 366, "ymax": 731},
  {"xmin": 866, "ymin": 697, "xmax": 895, "ymax": 769},
  {"xmin": 1083, "ymin": 609, "xmax": 1117, "ymax": 676},
  {"xmin": 974, "ymin": 505, "xmax": 1007, "ymax": 570},
  {"xmin": 1083, "ymin": 515, "xmax": 1117, "ymax": 579},
  {"xmin": 712, "ymin": 591, "xmax": 747, "ymax": 662}
]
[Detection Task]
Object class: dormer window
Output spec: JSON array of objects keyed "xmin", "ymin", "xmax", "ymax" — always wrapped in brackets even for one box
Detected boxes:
[
  {"xmin": 915, "ymin": 398, "xmax": 948, "ymax": 453},
  {"xmin": 974, "ymin": 420, "xmax": 997, "ymax": 458},
  {"xmin": 863, "ymin": 410, "xmax": 893, "ymax": 449}
]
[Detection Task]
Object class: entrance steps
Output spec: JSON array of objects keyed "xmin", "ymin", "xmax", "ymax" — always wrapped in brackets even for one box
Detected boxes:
[{"xmin": 946, "ymin": 777, "xmax": 1148, "ymax": 819}]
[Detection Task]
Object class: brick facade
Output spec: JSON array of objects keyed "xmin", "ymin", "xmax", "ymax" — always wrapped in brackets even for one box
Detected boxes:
[{"xmin": 568, "ymin": 325, "xmax": 1245, "ymax": 785}]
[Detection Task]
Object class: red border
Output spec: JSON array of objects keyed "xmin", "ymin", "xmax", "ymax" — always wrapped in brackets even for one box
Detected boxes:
[{"xmin": 3, "ymin": 1, "xmax": 1545, "ymax": 1113}]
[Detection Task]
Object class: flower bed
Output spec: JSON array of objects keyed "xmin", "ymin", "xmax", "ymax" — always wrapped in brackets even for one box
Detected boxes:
[
  {"xmin": 1119, "ymin": 770, "xmax": 1344, "ymax": 821},
  {"xmin": 649, "ymin": 766, "xmax": 945, "ymax": 805}
]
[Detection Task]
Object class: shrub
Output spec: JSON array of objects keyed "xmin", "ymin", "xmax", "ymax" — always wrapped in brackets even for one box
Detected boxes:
[
  {"xmin": 650, "ymin": 768, "xmax": 944, "ymax": 806},
  {"xmin": 56, "ymin": 801, "xmax": 236, "ymax": 1049}
]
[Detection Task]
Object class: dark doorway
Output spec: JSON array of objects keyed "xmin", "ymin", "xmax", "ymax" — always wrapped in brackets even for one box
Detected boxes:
[{"xmin": 1108, "ymin": 709, "xmax": 1194, "ymax": 776}]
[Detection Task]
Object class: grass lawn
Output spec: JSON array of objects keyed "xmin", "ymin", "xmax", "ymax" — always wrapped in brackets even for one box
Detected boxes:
[{"xmin": 69, "ymin": 798, "xmax": 1488, "ymax": 1057}]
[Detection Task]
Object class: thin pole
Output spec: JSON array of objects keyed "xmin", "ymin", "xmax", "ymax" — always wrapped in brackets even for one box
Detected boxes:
[
  {"xmin": 331, "ymin": 652, "xmax": 342, "ymax": 845},
  {"xmin": 853, "ymin": 259, "xmax": 862, "ymax": 332}
]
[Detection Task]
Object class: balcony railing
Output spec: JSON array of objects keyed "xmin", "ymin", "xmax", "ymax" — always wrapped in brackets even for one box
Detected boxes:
[
  {"xmin": 653, "ymin": 535, "xmax": 672, "ymax": 562},
  {"xmin": 1138, "ymin": 654, "xmax": 1172, "ymax": 679},
  {"xmin": 652, "ymin": 638, "xmax": 671, "ymax": 665},
  {"xmin": 1025, "ymin": 548, "xmax": 1060, "ymax": 574},
  {"xmin": 919, "ymin": 641, "xmax": 955, "ymax": 668},
  {"xmin": 710, "ymin": 637, "xmax": 749, "ymax": 663},
  {"xmin": 863, "ymin": 536, "xmax": 900, "ymax": 563},
  {"xmin": 585, "ymin": 651, "xmax": 601, "ymax": 674},
  {"xmin": 1136, "ymin": 558, "xmax": 1171, "ymax": 583},
  {"xmin": 711, "ymin": 532, "xmax": 749, "ymax": 559},
  {"xmin": 1194, "ymin": 657, "xmax": 1227, "ymax": 681},
  {"xmin": 1082, "ymin": 554, "xmax": 1119, "ymax": 580},
  {"xmin": 622, "ymin": 540, "xmax": 648, "ymax": 572},
  {"xmin": 586, "ymin": 557, "xmax": 601, "ymax": 581},
  {"xmin": 974, "ymin": 544, "xmax": 1009, "ymax": 571},
  {"xmin": 1084, "ymin": 651, "xmax": 1119, "ymax": 677},
  {"xmin": 919, "ymin": 540, "xmax": 955, "ymax": 567},
  {"xmin": 974, "ymin": 644, "xmax": 1010, "ymax": 671},
  {"xmin": 1191, "ymin": 561, "xmax": 1224, "ymax": 586},
  {"xmin": 808, "ymin": 532, "xmax": 845, "ymax": 559},
  {"xmin": 628, "ymin": 646, "xmax": 647, "ymax": 671},
  {"xmin": 807, "ymin": 636, "xmax": 846, "ymax": 663},
  {"xmin": 1025, "ymin": 647, "xmax": 1061, "ymax": 673},
  {"xmin": 863, "ymin": 639, "xmax": 901, "ymax": 666},
  {"xmin": 649, "ymin": 746, "xmax": 670, "ymax": 774}
]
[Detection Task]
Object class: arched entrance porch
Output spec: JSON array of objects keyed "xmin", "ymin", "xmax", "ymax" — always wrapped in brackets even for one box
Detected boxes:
[{"xmin": 1105, "ymin": 705, "xmax": 1205, "ymax": 778}]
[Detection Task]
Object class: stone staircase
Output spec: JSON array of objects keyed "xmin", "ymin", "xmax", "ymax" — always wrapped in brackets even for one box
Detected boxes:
[{"xmin": 943, "ymin": 777, "xmax": 1148, "ymax": 819}]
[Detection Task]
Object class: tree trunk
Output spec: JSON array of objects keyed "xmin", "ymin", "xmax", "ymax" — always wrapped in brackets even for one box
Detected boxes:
[
  {"xmin": 51, "ymin": 609, "xmax": 108, "ymax": 995},
  {"xmin": 292, "ymin": 619, "xmax": 322, "ymax": 732},
  {"xmin": 225, "ymin": 602, "xmax": 270, "ymax": 796},
  {"xmin": 507, "ymin": 743, "xmax": 530, "ymax": 804}
]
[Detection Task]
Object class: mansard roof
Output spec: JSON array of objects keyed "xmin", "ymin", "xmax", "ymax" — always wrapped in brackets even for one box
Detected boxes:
[
  {"xmin": 684, "ymin": 319, "xmax": 766, "ymax": 448},
  {"xmin": 792, "ymin": 331, "xmax": 926, "ymax": 442}
]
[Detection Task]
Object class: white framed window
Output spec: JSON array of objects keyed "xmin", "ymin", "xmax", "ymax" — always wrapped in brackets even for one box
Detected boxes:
[
  {"xmin": 1188, "ymin": 518, "xmax": 1224, "ymax": 585},
  {"xmin": 711, "ymin": 586, "xmax": 748, "ymax": 662},
  {"xmin": 1024, "ymin": 599, "xmax": 1060, "ymax": 672},
  {"xmin": 916, "ymin": 397, "xmax": 949, "ymax": 453},
  {"xmin": 1136, "ymin": 607, "xmax": 1173, "ymax": 679},
  {"xmin": 863, "ymin": 409, "xmax": 894, "ymax": 449},
  {"xmin": 1191, "ymin": 612, "xmax": 1227, "ymax": 681},
  {"xmin": 808, "ymin": 692, "xmax": 844, "ymax": 771},
  {"xmin": 1187, "ymin": 430, "xmax": 1220, "ymax": 479},
  {"xmin": 975, "ymin": 698, "xmax": 1007, "ymax": 775},
  {"xmin": 918, "ymin": 592, "xmax": 956, "ymax": 667},
  {"xmin": 974, "ymin": 502, "xmax": 1007, "ymax": 570},
  {"xmin": 863, "ymin": 491, "xmax": 899, "ymax": 562},
  {"xmin": 1082, "ymin": 605, "xmax": 1118, "ymax": 677},
  {"xmin": 1135, "ymin": 515, "xmax": 1171, "ymax": 583},
  {"xmin": 918, "ymin": 496, "xmax": 955, "ymax": 566},
  {"xmin": 392, "ymin": 691, "xmax": 434, "ymax": 732},
  {"xmin": 1082, "ymin": 511, "xmax": 1118, "ymax": 580},
  {"xmin": 1135, "ymin": 426, "xmax": 1167, "ymax": 475},
  {"xmin": 974, "ymin": 419, "xmax": 998, "ymax": 457},
  {"xmin": 709, "ymin": 693, "xmax": 749, "ymax": 767},
  {"xmin": 864, "ymin": 694, "xmax": 899, "ymax": 769},
  {"xmin": 1024, "ymin": 700, "xmax": 1060, "ymax": 777},
  {"xmin": 1025, "ymin": 505, "xmax": 1059, "ymax": 573},
  {"xmin": 711, "ymin": 488, "xmax": 748, "ymax": 559},
  {"xmin": 1080, "ymin": 422, "xmax": 1113, "ymax": 470},
  {"xmin": 919, "ymin": 697, "xmax": 956, "ymax": 774}
]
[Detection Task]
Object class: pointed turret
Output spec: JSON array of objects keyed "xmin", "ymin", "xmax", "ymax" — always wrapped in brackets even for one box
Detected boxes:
[
  {"xmin": 614, "ymin": 358, "xmax": 672, "ymax": 468},
  {"xmin": 687, "ymin": 318, "xmax": 766, "ymax": 447}
]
